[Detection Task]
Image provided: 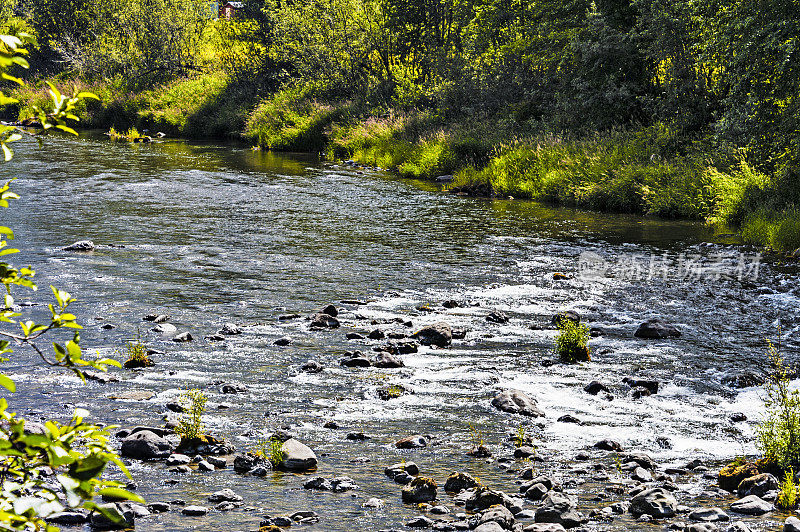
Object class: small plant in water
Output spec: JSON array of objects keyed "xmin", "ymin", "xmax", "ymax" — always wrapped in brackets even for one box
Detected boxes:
[
  {"xmin": 778, "ymin": 469, "xmax": 798, "ymax": 510},
  {"xmin": 757, "ymin": 337, "xmax": 800, "ymax": 472},
  {"xmin": 514, "ymin": 425, "xmax": 526, "ymax": 448},
  {"xmin": 120, "ymin": 331, "xmax": 153, "ymax": 368},
  {"xmin": 555, "ymin": 320, "xmax": 590, "ymax": 363},
  {"xmin": 175, "ymin": 388, "xmax": 207, "ymax": 440},
  {"xmin": 467, "ymin": 423, "xmax": 491, "ymax": 457}
]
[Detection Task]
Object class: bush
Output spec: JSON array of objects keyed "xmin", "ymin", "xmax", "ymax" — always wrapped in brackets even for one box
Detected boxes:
[
  {"xmin": 555, "ymin": 320, "xmax": 591, "ymax": 363},
  {"xmin": 120, "ymin": 332, "xmax": 153, "ymax": 368},
  {"xmin": 175, "ymin": 388, "xmax": 207, "ymax": 440},
  {"xmin": 757, "ymin": 339, "xmax": 800, "ymax": 472},
  {"xmin": 778, "ymin": 469, "xmax": 798, "ymax": 510}
]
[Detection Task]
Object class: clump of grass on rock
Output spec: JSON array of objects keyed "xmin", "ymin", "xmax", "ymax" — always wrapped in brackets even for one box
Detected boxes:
[{"xmin": 555, "ymin": 320, "xmax": 590, "ymax": 363}]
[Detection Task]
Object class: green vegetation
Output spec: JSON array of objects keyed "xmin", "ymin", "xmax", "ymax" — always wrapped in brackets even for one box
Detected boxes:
[
  {"xmin": 757, "ymin": 338, "xmax": 800, "ymax": 473},
  {"xmin": 119, "ymin": 332, "xmax": 153, "ymax": 368},
  {"xmin": 778, "ymin": 469, "xmax": 798, "ymax": 510},
  {"xmin": 513, "ymin": 425, "xmax": 526, "ymax": 448},
  {"xmin": 175, "ymin": 388, "xmax": 207, "ymax": 440},
  {"xmin": 0, "ymin": 30, "xmax": 141, "ymax": 529},
  {"xmin": 555, "ymin": 320, "xmax": 591, "ymax": 364},
  {"xmin": 255, "ymin": 436, "xmax": 284, "ymax": 466},
  {"xmin": 5, "ymin": 0, "xmax": 800, "ymax": 250}
]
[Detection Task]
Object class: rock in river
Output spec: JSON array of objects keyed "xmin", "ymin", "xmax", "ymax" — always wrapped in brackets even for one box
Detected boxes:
[
  {"xmin": 730, "ymin": 495, "xmax": 773, "ymax": 515},
  {"xmin": 629, "ymin": 488, "xmax": 677, "ymax": 518},
  {"xmin": 120, "ymin": 430, "xmax": 174, "ymax": 460},
  {"xmin": 535, "ymin": 492, "xmax": 582, "ymax": 528},
  {"xmin": 277, "ymin": 438, "xmax": 317, "ymax": 472},
  {"xmin": 63, "ymin": 240, "xmax": 95, "ymax": 252},
  {"xmin": 395, "ymin": 434, "xmax": 427, "ymax": 449},
  {"xmin": 310, "ymin": 313, "xmax": 340, "ymax": 329},
  {"xmin": 634, "ymin": 319, "xmax": 681, "ymax": 339},
  {"xmin": 89, "ymin": 503, "xmax": 134, "ymax": 529},
  {"xmin": 491, "ymin": 389, "xmax": 544, "ymax": 417},
  {"xmin": 402, "ymin": 477, "xmax": 438, "ymax": 503},
  {"xmin": 412, "ymin": 322, "xmax": 452, "ymax": 347}
]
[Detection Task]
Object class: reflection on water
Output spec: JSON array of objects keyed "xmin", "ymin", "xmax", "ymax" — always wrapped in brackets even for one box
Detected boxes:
[{"xmin": 1, "ymin": 134, "xmax": 797, "ymax": 531}]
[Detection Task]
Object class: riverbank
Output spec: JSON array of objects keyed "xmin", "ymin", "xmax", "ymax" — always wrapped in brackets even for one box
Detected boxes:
[{"xmin": 10, "ymin": 75, "xmax": 800, "ymax": 253}]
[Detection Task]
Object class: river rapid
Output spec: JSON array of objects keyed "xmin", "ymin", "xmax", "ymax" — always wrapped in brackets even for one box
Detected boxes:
[{"xmin": 2, "ymin": 134, "xmax": 799, "ymax": 531}]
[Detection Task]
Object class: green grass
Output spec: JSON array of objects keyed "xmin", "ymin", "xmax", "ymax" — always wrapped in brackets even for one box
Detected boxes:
[{"xmin": 555, "ymin": 320, "xmax": 591, "ymax": 364}]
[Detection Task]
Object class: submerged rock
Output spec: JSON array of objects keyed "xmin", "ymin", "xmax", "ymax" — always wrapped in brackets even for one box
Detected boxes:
[
  {"xmin": 491, "ymin": 390, "xmax": 544, "ymax": 417},
  {"xmin": 219, "ymin": 322, "xmax": 242, "ymax": 335},
  {"xmin": 634, "ymin": 319, "xmax": 681, "ymax": 339},
  {"xmin": 63, "ymin": 240, "xmax": 96, "ymax": 252}
]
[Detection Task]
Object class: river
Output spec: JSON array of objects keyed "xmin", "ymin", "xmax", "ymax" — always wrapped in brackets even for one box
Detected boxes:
[{"xmin": 2, "ymin": 134, "xmax": 799, "ymax": 530}]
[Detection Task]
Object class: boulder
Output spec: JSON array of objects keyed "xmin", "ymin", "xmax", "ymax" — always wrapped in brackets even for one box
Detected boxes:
[
  {"xmin": 412, "ymin": 322, "xmax": 452, "ymax": 347},
  {"xmin": 89, "ymin": 503, "xmax": 134, "ymax": 529},
  {"xmin": 151, "ymin": 323, "xmax": 177, "ymax": 335},
  {"xmin": 486, "ymin": 310, "xmax": 509, "ymax": 324},
  {"xmin": 120, "ymin": 430, "xmax": 173, "ymax": 460},
  {"xmin": 208, "ymin": 489, "xmax": 242, "ymax": 503},
  {"xmin": 401, "ymin": 477, "xmax": 437, "ymax": 503},
  {"xmin": 171, "ymin": 332, "xmax": 193, "ymax": 342},
  {"xmin": 737, "ymin": 473, "xmax": 778, "ymax": 497},
  {"xmin": 181, "ymin": 505, "xmax": 208, "ymax": 516},
  {"xmin": 634, "ymin": 319, "xmax": 681, "ymax": 339},
  {"xmin": 785, "ymin": 516, "xmax": 800, "ymax": 532},
  {"xmin": 729, "ymin": 495, "xmax": 773, "ymax": 515},
  {"xmin": 535, "ymin": 492, "xmax": 582, "ymax": 528},
  {"xmin": 623, "ymin": 452, "xmax": 658, "ymax": 470},
  {"xmin": 219, "ymin": 323, "xmax": 242, "ymax": 335},
  {"xmin": 396, "ymin": 435, "xmax": 427, "ymax": 449},
  {"xmin": 63, "ymin": 240, "xmax": 95, "ymax": 252},
  {"xmin": 623, "ymin": 378, "xmax": 659, "ymax": 394},
  {"xmin": 594, "ymin": 439, "xmax": 623, "ymax": 452},
  {"xmin": 444, "ymin": 472, "xmax": 480, "ymax": 493},
  {"xmin": 629, "ymin": 488, "xmax": 677, "ymax": 518},
  {"xmin": 278, "ymin": 438, "xmax": 317, "ymax": 471},
  {"xmin": 465, "ymin": 488, "xmax": 506, "ymax": 512},
  {"xmin": 491, "ymin": 390, "xmax": 544, "ymax": 417},
  {"xmin": 688, "ymin": 507, "xmax": 729, "ymax": 522},
  {"xmin": 584, "ymin": 381, "xmax": 609, "ymax": 395},
  {"xmin": 718, "ymin": 462, "xmax": 760, "ymax": 492},
  {"xmin": 552, "ymin": 311, "xmax": 580, "ymax": 327},
  {"xmin": 321, "ymin": 304, "xmax": 338, "ymax": 317},
  {"xmin": 469, "ymin": 505, "xmax": 515, "ymax": 530},
  {"xmin": 385, "ymin": 461, "xmax": 419, "ymax": 480},
  {"xmin": 310, "ymin": 313, "xmax": 340, "ymax": 329},
  {"xmin": 523, "ymin": 525, "xmax": 567, "ymax": 532},
  {"xmin": 274, "ymin": 336, "xmax": 292, "ymax": 346},
  {"xmin": 46, "ymin": 511, "xmax": 88, "ymax": 525},
  {"xmin": 301, "ymin": 360, "xmax": 323, "ymax": 373},
  {"xmin": 372, "ymin": 352, "xmax": 404, "ymax": 368}
]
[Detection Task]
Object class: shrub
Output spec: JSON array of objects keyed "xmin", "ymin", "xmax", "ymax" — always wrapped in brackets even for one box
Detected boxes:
[
  {"xmin": 555, "ymin": 320, "xmax": 591, "ymax": 363},
  {"xmin": 120, "ymin": 332, "xmax": 153, "ymax": 368},
  {"xmin": 175, "ymin": 388, "xmax": 207, "ymax": 440},
  {"xmin": 778, "ymin": 469, "xmax": 798, "ymax": 510},
  {"xmin": 757, "ymin": 339, "xmax": 800, "ymax": 472}
]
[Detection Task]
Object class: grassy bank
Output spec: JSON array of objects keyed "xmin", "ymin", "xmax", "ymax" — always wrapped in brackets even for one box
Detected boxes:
[{"xmin": 11, "ymin": 76, "xmax": 800, "ymax": 253}]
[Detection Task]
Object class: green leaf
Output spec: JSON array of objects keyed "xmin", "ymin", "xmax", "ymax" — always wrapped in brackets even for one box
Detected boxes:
[
  {"xmin": 0, "ymin": 372, "xmax": 15, "ymax": 392},
  {"xmin": 97, "ymin": 487, "xmax": 145, "ymax": 504}
]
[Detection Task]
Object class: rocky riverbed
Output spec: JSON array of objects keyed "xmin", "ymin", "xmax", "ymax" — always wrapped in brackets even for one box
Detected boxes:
[{"xmin": 5, "ymin": 136, "xmax": 800, "ymax": 530}]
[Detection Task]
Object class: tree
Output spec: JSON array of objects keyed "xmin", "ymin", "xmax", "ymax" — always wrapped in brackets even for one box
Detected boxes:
[{"xmin": 0, "ymin": 30, "xmax": 140, "ymax": 530}]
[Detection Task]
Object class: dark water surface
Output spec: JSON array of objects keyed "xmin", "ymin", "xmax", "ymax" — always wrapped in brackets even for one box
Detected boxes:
[{"xmin": 2, "ymin": 134, "xmax": 799, "ymax": 531}]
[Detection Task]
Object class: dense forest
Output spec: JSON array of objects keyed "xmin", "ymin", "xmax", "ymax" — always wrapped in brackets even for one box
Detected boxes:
[{"xmin": 3, "ymin": 0, "xmax": 800, "ymax": 250}]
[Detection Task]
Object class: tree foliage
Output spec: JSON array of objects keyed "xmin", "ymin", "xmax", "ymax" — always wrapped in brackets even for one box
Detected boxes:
[{"xmin": 0, "ymin": 30, "xmax": 140, "ymax": 530}]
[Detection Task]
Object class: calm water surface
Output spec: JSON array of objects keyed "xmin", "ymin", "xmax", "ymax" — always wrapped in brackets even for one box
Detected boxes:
[{"xmin": 2, "ymin": 134, "xmax": 799, "ymax": 531}]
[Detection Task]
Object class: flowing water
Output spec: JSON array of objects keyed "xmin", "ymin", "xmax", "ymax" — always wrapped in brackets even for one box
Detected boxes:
[{"xmin": 3, "ymin": 134, "xmax": 800, "ymax": 531}]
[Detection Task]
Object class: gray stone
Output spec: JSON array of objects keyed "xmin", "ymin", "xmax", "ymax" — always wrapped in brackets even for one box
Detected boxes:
[
  {"xmin": 688, "ymin": 507, "xmax": 729, "ymax": 522},
  {"xmin": 524, "ymin": 525, "xmax": 567, "ymax": 532},
  {"xmin": 172, "ymin": 332, "xmax": 193, "ymax": 342},
  {"xmin": 219, "ymin": 322, "xmax": 242, "ymax": 335},
  {"xmin": 634, "ymin": 319, "xmax": 681, "ymax": 339},
  {"xmin": 730, "ymin": 495, "xmax": 772, "ymax": 515},
  {"xmin": 470, "ymin": 505, "xmax": 514, "ymax": 529},
  {"xmin": 151, "ymin": 323, "xmax": 177, "ymax": 335},
  {"xmin": 181, "ymin": 505, "xmax": 208, "ymax": 516},
  {"xmin": 278, "ymin": 438, "xmax": 317, "ymax": 471},
  {"xmin": 535, "ymin": 492, "xmax": 582, "ymax": 528},
  {"xmin": 120, "ymin": 430, "xmax": 173, "ymax": 460},
  {"xmin": 89, "ymin": 503, "xmax": 134, "ymax": 529},
  {"xmin": 310, "ymin": 313, "xmax": 340, "ymax": 328},
  {"xmin": 396, "ymin": 434, "xmax": 427, "ymax": 449},
  {"xmin": 413, "ymin": 322, "xmax": 452, "ymax": 347},
  {"xmin": 209, "ymin": 489, "xmax": 242, "ymax": 503},
  {"xmin": 785, "ymin": 516, "xmax": 800, "ymax": 532},
  {"xmin": 737, "ymin": 473, "xmax": 779, "ymax": 497},
  {"xmin": 444, "ymin": 472, "xmax": 480, "ymax": 493},
  {"xmin": 630, "ymin": 488, "xmax": 677, "ymax": 518},
  {"xmin": 46, "ymin": 511, "xmax": 87, "ymax": 525},
  {"xmin": 402, "ymin": 477, "xmax": 438, "ymax": 503},
  {"xmin": 166, "ymin": 453, "xmax": 191, "ymax": 466},
  {"xmin": 372, "ymin": 351, "xmax": 404, "ymax": 368},
  {"xmin": 491, "ymin": 390, "xmax": 544, "ymax": 417},
  {"xmin": 63, "ymin": 240, "xmax": 95, "ymax": 252}
]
